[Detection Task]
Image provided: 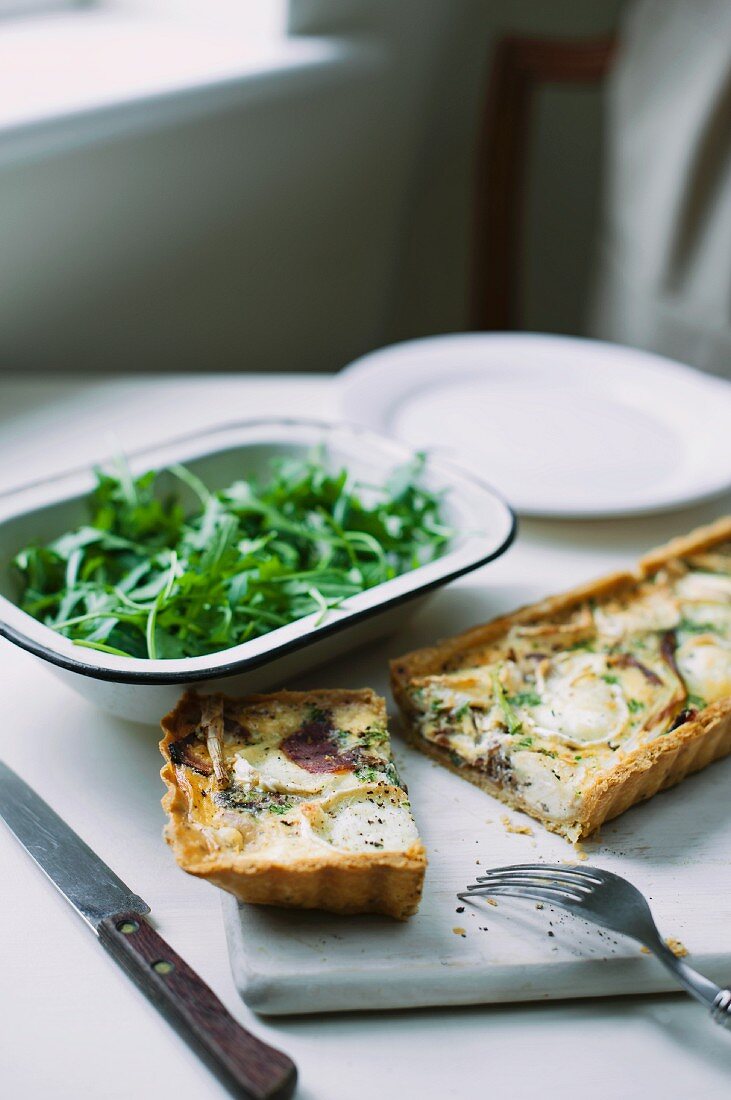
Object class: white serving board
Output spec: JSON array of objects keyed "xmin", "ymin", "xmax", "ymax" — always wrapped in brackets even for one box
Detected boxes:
[{"xmin": 224, "ymin": 587, "xmax": 731, "ymax": 1016}]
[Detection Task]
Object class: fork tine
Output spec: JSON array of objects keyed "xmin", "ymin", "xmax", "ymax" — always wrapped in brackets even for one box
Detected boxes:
[
  {"xmin": 463, "ymin": 875, "xmax": 584, "ymax": 902},
  {"xmin": 475, "ymin": 874, "xmax": 592, "ymax": 895},
  {"xmin": 478, "ymin": 862, "xmax": 604, "ymax": 883},
  {"xmin": 475, "ymin": 870, "xmax": 595, "ymax": 891},
  {"xmin": 465, "ymin": 878, "xmax": 586, "ymax": 898},
  {"xmin": 458, "ymin": 884, "xmax": 584, "ymax": 907}
]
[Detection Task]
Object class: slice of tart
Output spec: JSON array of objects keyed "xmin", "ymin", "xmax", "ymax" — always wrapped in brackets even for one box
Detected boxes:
[
  {"xmin": 160, "ymin": 689, "xmax": 426, "ymax": 919},
  {"xmin": 391, "ymin": 517, "xmax": 731, "ymax": 841}
]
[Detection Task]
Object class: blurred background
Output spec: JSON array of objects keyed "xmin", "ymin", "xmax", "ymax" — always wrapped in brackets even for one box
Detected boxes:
[{"xmin": 0, "ymin": 0, "xmax": 729, "ymax": 379}]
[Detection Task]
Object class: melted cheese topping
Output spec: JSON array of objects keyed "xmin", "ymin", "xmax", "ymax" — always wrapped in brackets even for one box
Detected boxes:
[
  {"xmin": 530, "ymin": 653, "xmax": 629, "ymax": 746},
  {"xmin": 408, "ymin": 543, "xmax": 731, "ymax": 826},
  {"xmin": 170, "ymin": 693, "xmax": 421, "ymax": 859},
  {"xmin": 302, "ymin": 788, "xmax": 419, "ymax": 852},
  {"xmin": 233, "ymin": 749, "xmax": 330, "ymax": 795},
  {"xmin": 676, "ymin": 635, "xmax": 731, "ymax": 702},
  {"xmin": 676, "ymin": 571, "xmax": 731, "ymax": 603},
  {"xmin": 593, "ymin": 588, "xmax": 680, "ymax": 639}
]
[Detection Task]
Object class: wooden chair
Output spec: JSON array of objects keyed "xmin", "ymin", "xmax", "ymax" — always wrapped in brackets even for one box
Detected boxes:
[{"xmin": 471, "ymin": 35, "xmax": 617, "ymax": 331}]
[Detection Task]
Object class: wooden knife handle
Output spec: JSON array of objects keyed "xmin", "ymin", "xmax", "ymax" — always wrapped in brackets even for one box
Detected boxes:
[{"xmin": 99, "ymin": 912, "xmax": 297, "ymax": 1100}]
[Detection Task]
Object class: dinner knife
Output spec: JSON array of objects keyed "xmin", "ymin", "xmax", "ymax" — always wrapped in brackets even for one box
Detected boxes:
[{"xmin": 0, "ymin": 760, "xmax": 297, "ymax": 1100}]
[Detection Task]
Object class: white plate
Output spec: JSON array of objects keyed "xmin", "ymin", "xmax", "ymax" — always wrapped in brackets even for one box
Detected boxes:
[{"xmin": 338, "ymin": 333, "xmax": 731, "ymax": 518}]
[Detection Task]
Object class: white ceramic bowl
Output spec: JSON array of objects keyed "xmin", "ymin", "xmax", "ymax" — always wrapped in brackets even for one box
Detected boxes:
[{"xmin": 0, "ymin": 419, "xmax": 515, "ymax": 724}]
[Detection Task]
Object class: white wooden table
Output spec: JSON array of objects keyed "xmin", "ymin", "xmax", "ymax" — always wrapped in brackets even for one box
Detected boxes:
[{"xmin": 1, "ymin": 373, "xmax": 730, "ymax": 1100}]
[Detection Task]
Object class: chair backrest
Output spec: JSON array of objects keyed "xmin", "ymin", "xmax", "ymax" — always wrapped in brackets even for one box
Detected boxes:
[{"xmin": 471, "ymin": 35, "xmax": 616, "ymax": 332}]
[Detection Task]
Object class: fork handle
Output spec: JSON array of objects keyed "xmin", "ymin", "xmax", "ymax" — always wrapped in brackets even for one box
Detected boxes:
[{"xmin": 651, "ymin": 939, "xmax": 731, "ymax": 1029}]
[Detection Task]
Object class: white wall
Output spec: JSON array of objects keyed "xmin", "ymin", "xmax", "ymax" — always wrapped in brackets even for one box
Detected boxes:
[
  {"xmin": 0, "ymin": 60, "xmax": 402, "ymax": 373},
  {"xmin": 0, "ymin": 0, "xmax": 623, "ymax": 374}
]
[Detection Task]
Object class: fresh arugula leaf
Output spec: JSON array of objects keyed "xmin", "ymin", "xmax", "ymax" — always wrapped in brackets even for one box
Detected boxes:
[
  {"xmin": 14, "ymin": 452, "xmax": 452, "ymax": 661},
  {"xmin": 491, "ymin": 669, "xmax": 522, "ymax": 735}
]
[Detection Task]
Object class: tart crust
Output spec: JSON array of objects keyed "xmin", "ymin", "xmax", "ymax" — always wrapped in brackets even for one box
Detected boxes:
[
  {"xmin": 160, "ymin": 689, "xmax": 426, "ymax": 919},
  {"xmin": 391, "ymin": 517, "xmax": 731, "ymax": 840}
]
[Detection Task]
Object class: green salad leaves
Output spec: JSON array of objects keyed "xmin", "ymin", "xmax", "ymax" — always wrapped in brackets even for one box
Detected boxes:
[{"xmin": 14, "ymin": 452, "xmax": 451, "ymax": 661}]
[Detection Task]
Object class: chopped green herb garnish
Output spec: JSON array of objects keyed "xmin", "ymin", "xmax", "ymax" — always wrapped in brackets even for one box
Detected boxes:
[
  {"xmin": 383, "ymin": 761, "xmax": 401, "ymax": 787},
  {"xmin": 508, "ymin": 691, "xmax": 541, "ymax": 708},
  {"xmin": 601, "ymin": 674, "xmax": 619, "ymax": 685},
  {"xmin": 268, "ymin": 802, "xmax": 293, "ymax": 815},
  {"xmin": 687, "ymin": 694, "xmax": 707, "ymax": 710},
  {"xmin": 491, "ymin": 670, "xmax": 522, "ymax": 735},
  {"xmin": 359, "ymin": 725, "xmax": 389, "ymax": 748},
  {"xmin": 627, "ymin": 698, "xmax": 644, "ymax": 713},
  {"xmin": 453, "ymin": 702, "xmax": 472, "ymax": 720},
  {"xmin": 355, "ymin": 766, "xmax": 380, "ymax": 783},
  {"xmin": 678, "ymin": 618, "xmax": 717, "ymax": 635},
  {"xmin": 14, "ymin": 451, "xmax": 451, "ymax": 660}
]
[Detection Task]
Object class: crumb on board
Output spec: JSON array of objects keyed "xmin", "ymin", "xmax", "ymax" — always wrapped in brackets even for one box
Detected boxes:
[
  {"xmin": 452, "ymin": 927, "xmax": 466, "ymax": 938},
  {"xmin": 640, "ymin": 938, "xmax": 688, "ymax": 958},
  {"xmin": 455, "ymin": 906, "xmax": 465, "ymax": 914},
  {"xmin": 486, "ymin": 898, "xmax": 498, "ymax": 907},
  {"xmin": 535, "ymin": 903, "xmax": 544, "ymax": 910},
  {"xmin": 500, "ymin": 814, "xmax": 534, "ymax": 836}
]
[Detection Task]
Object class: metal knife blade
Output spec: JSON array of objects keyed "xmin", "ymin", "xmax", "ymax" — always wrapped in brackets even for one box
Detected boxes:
[
  {"xmin": 0, "ymin": 760, "xmax": 150, "ymax": 931},
  {"xmin": 0, "ymin": 760, "xmax": 297, "ymax": 1098}
]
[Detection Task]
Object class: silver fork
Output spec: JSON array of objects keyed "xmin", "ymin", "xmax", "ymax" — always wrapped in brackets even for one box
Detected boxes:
[{"xmin": 459, "ymin": 863, "xmax": 731, "ymax": 1028}]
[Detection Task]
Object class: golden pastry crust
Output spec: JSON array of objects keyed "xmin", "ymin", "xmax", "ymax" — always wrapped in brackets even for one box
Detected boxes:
[
  {"xmin": 160, "ymin": 689, "xmax": 426, "ymax": 919},
  {"xmin": 391, "ymin": 517, "xmax": 731, "ymax": 840}
]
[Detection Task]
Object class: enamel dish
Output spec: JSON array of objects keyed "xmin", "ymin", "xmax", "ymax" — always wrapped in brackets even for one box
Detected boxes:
[
  {"xmin": 338, "ymin": 333, "xmax": 731, "ymax": 518},
  {"xmin": 0, "ymin": 420, "xmax": 514, "ymax": 724}
]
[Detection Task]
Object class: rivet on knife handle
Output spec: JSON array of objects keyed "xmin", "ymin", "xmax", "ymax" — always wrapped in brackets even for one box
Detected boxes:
[{"xmin": 99, "ymin": 911, "xmax": 297, "ymax": 1100}]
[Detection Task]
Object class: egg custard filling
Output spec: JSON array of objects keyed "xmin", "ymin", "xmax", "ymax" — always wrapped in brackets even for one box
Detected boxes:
[
  {"xmin": 160, "ymin": 689, "xmax": 426, "ymax": 918},
  {"xmin": 404, "ymin": 543, "xmax": 731, "ymax": 836}
]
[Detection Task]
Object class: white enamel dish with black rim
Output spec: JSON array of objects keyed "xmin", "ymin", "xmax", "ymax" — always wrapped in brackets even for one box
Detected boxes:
[{"xmin": 0, "ymin": 419, "xmax": 515, "ymax": 724}]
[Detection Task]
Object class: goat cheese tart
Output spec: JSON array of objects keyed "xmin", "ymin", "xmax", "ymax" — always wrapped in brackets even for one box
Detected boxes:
[
  {"xmin": 391, "ymin": 518, "xmax": 731, "ymax": 841},
  {"xmin": 160, "ymin": 689, "xmax": 426, "ymax": 918}
]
